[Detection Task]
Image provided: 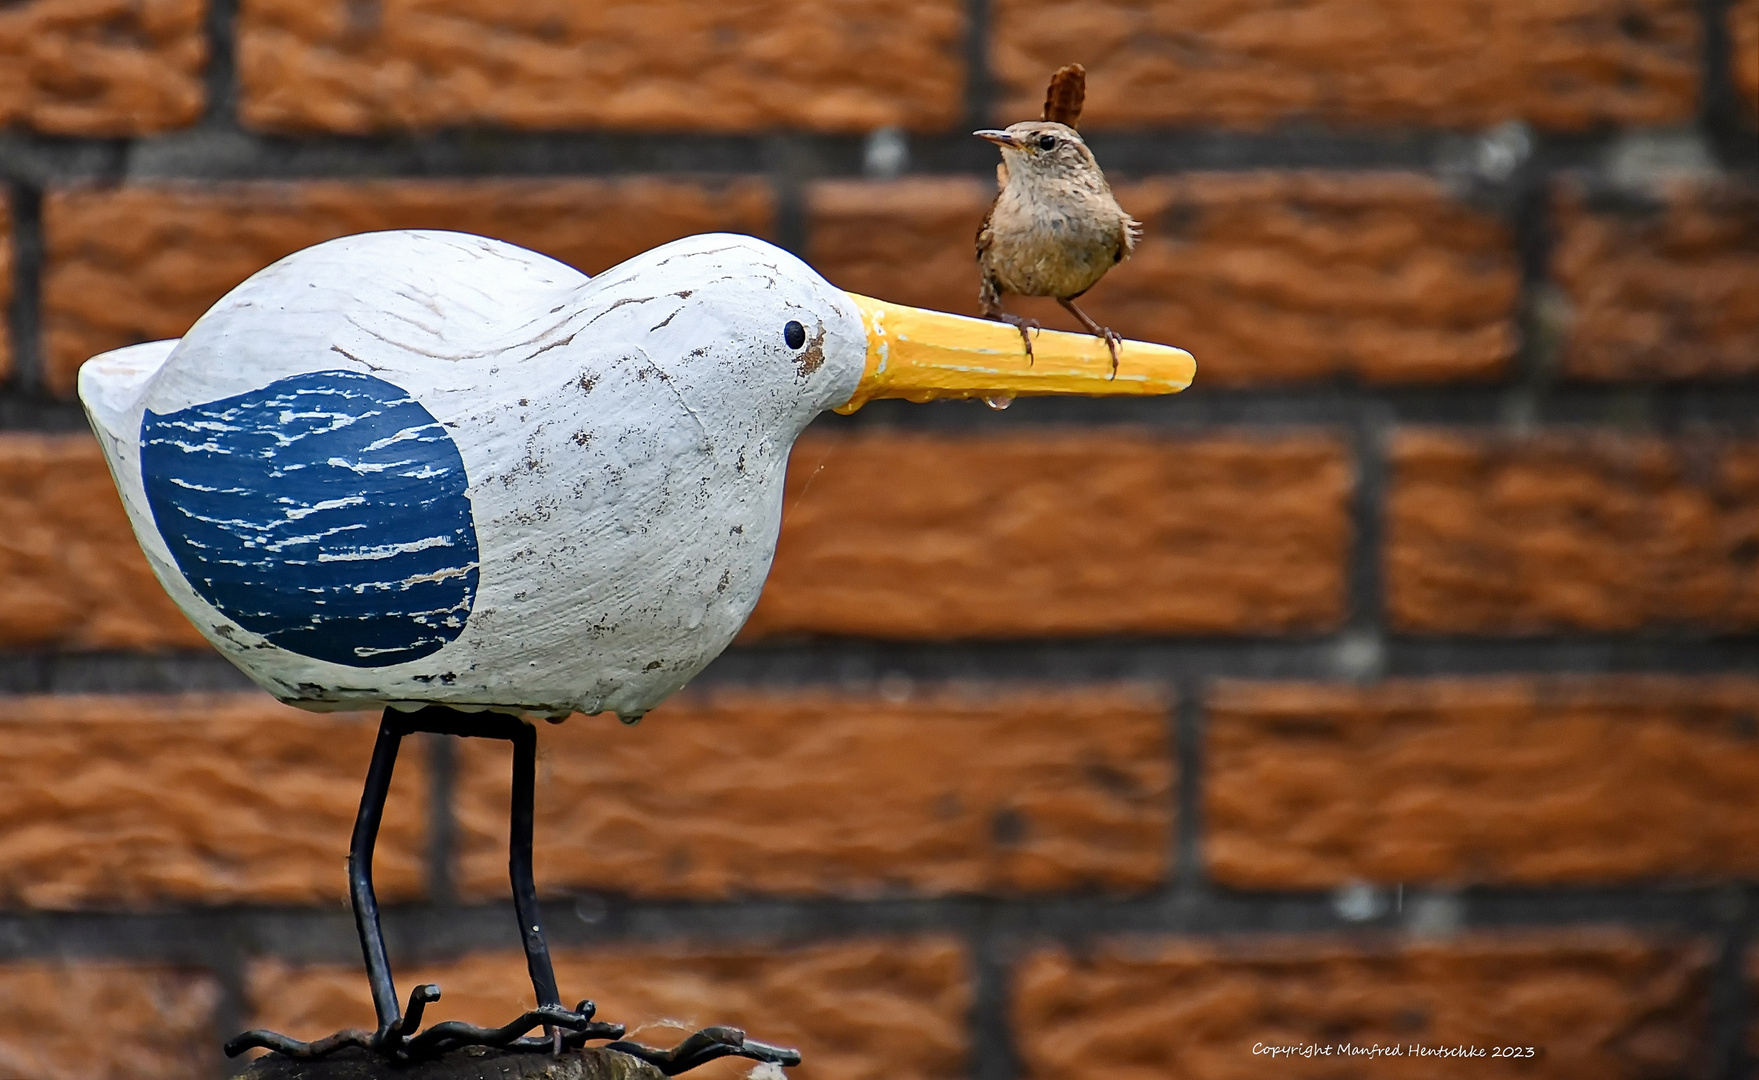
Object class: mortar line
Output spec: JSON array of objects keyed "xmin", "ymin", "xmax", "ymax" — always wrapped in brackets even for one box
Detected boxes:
[
  {"xmin": 199, "ymin": 0, "xmax": 241, "ymax": 134},
  {"xmin": 4, "ymin": 183, "xmax": 43, "ymax": 396},
  {"xmin": 963, "ymin": 0, "xmax": 994, "ymax": 130},
  {"xmin": 1345, "ymin": 400, "xmax": 1391, "ymax": 665},
  {"xmin": 5, "ymin": 635, "xmax": 1759, "ymax": 699},
  {"xmin": 15, "ymin": 381, "xmax": 1759, "ymax": 433},
  {"xmin": 209, "ymin": 925, "xmax": 253, "ymax": 1078},
  {"xmin": 425, "ymin": 732, "xmax": 458, "ymax": 909},
  {"xmin": 968, "ymin": 906, "xmax": 1018, "ymax": 1080},
  {"xmin": 1504, "ymin": 136, "xmax": 1562, "ymax": 435},
  {"xmin": 1709, "ymin": 884, "xmax": 1753, "ymax": 1080},
  {"xmin": 0, "ymin": 129, "xmax": 1634, "ymax": 185},
  {"xmin": 18, "ymin": 383, "xmax": 1759, "ymax": 433},
  {"xmin": 1172, "ymin": 677, "xmax": 1206, "ymax": 893},
  {"xmin": 1699, "ymin": 0, "xmax": 1757, "ymax": 168},
  {"xmin": 763, "ymin": 135, "xmax": 811, "ymax": 259},
  {"xmin": 0, "ymin": 887, "xmax": 1743, "ymax": 965}
]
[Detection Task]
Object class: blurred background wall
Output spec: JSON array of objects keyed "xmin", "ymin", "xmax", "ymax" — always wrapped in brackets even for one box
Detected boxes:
[{"xmin": 1, "ymin": 0, "xmax": 1757, "ymax": 1077}]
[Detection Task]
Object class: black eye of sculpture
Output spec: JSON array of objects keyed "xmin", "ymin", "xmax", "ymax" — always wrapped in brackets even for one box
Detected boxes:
[
  {"xmin": 1037, "ymin": 134, "xmax": 1057, "ymax": 150},
  {"xmin": 784, "ymin": 320, "xmax": 806, "ymax": 349}
]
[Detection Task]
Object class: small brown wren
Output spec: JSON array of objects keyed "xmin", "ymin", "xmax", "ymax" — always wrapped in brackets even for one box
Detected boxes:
[{"xmin": 974, "ymin": 64, "xmax": 1139, "ymax": 373}]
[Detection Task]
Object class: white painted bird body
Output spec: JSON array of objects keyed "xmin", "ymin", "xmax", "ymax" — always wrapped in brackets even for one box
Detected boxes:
[{"xmin": 80, "ymin": 230, "xmax": 1194, "ymax": 720}]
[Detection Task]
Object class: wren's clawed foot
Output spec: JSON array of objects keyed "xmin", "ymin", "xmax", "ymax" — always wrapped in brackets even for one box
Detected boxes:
[
  {"xmin": 610, "ymin": 1026, "xmax": 803, "ymax": 1076},
  {"xmin": 1097, "ymin": 325, "xmax": 1122, "ymax": 377},
  {"xmin": 225, "ymin": 985, "xmax": 623, "ymax": 1062},
  {"xmin": 987, "ymin": 311, "xmax": 1041, "ymax": 365},
  {"xmin": 1057, "ymin": 297, "xmax": 1122, "ymax": 378}
]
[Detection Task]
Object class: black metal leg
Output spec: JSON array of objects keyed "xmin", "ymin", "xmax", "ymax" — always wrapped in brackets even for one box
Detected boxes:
[
  {"xmin": 509, "ymin": 720, "xmax": 564, "ymax": 1010},
  {"xmin": 223, "ymin": 704, "xmax": 798, "ymax": 1072},
  {"xmin": 353, "ymin": 710, "xmax": 408, "ymax": 1040}
]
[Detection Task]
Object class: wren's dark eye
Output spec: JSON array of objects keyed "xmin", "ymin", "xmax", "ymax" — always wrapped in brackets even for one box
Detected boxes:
[
  {"xmin": 1037, "ymin": 134, "xmax": 1057, "ymax": 150},
  {"xmin": 783, "ymin": 320, "xmax": 806, "ymax": 349}
]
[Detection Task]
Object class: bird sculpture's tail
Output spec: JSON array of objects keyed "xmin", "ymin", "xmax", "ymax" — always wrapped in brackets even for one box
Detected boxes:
[
  {"xmin": 1042, "ymin": 63, "xmax": 1085, "ymax": 128},
  {"xmin": 78, "ymin": 339, "xmax": 179, "ymax": 470}
]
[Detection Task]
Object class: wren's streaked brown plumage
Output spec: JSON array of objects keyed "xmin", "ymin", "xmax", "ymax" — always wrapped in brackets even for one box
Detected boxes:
[{"xmin": 974, "ymin": 64, "xmax": 1139, "ymax": 373}]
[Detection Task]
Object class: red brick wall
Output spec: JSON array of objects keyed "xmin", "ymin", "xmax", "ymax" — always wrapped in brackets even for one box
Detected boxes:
[
  {"xmin": 1, "ymin": 1, "xmax": 1756, "ymax": 1077},
  {"xmin": 235, "ymin": 0, "xmax": 967, "ymax": 134},
  {"xmin": 1206, "ymin": 678, "xmax": 1759, "ymax": 888},
  {"xmin": 811, "ymin": 172, "xmax": 1521, "ymax": 384},
  {"xmin": 1552, "ymin": 178, "xmax": 1759, "ymax": 380},
  {"xmin": 1015, "ymin": 934, "xmax": 1712, "ymax": 1079},
  {"xmin": 0, "ymin": 0, "xmax": 207, "ymax": 135},
  {"xmin": 453, "ymin": 686, "xmax": 1172, "ymax": 899},
  {"xmin": 989, "ymin": 0, "xmax": 1703, "ymax": 130},
  {"xmin": 745, "ymin": 430, "xmax": 1352, "ymax": 637}
]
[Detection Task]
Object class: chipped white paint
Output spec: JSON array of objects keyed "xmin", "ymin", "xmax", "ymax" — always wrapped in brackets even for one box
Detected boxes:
[
  {"xmin": 83, "ymin": 233, "xmax": 865, "ymax": 718},
  {"xmin": 80, "ymin": 231, "xmax": 1193, "ymax": 720}
]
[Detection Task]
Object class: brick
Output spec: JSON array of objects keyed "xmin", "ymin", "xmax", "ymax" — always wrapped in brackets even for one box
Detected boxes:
[
  {"xmin": 0, "ymin": 433, "xmax": 208, "ymax": 650},
  {"xmin": 41, "ymin": 178, "xmax": 775, "ymax": 395},
  {"xmin": 249, "ymin": 940, "xmax": 968, "ymax": 1080},
  {"xmin": 807, "ymin": 177, "xmax": 993, "ymax": 320},
  {"xmin": 236, "ymin": 0, "xmax": 964, "ymax": 134},
  {"xmin": 1015, "ymin": 934, "xmax": 1710, "ymax": 1080},
  {"xmin": 1386, "ymin": 430, "xmax": 1759, "ymax": 633},
  {"xmin": 456, "ymin": 685, "xmax": 1171, "ymax": 900},
  {"xmin": 1206, "ymin": 678, "xmax": 1759, "ymax": 889},
  {"xmin": 0, "ymin": 0, "xmax": 206, "ymax": 135},
  {"xmin": 1736, "ymin": 0, "xmax": 1759, "ymax": 124},
  {"xmin": 990, "ymin": 0, "xmax": 1699, "ymax": 131},
  {"xmin": 0, "ymin": 962, "xmax": 219, "ymax": 1080},
  {"xmin": 0, "ymin": 693, "xmax": 425, "ymax": 909},
  {"xmin": 745, "ymin": 430, "xmax": 1351, "ymax": 638},
  {"xmin": 1096, "ymin": 174, "xmax": 1515, "ymax": 384},
  {"xmin": 1554, "ymin": 178, "xmax": 1759, "ymax": 380},
  {"xmin": 808, "ymin": 173, "xmax": 1519, "ymax": 384},
  {"xmin": 0, "ymin": 194, "xmax": 11, "ymax": 382}
]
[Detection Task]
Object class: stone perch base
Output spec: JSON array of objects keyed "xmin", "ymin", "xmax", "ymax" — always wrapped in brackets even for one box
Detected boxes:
[{"xmin": 240, "ymin": 1047, "xmax": 666, "ymax": 1080}]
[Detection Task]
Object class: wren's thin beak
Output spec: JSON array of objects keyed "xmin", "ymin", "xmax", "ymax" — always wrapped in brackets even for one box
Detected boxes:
[
  {"xmin": 835, "ymin": 294, "xmax": 1195, "ymax": 414},
  {"xmin": 973, "ymin": 129, "xmax": 1022, "ymax": 148}
]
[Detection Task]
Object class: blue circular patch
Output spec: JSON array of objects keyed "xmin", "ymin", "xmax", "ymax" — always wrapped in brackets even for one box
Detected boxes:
[{"xmin": 141, "ymin": 370, "xmax": 479, "ymax": 668}]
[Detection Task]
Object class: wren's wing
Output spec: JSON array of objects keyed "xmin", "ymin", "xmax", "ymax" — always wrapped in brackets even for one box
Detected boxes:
[
  {"xmin": 975, "ymin": 195, "xmax": 1004, "ymax": 313},
  {"xmin": 1042, "ymin": 64, "xmax": 1085, "ymax": 128},
  {"xmin": 976, "ymin": 195, "xmax": 998, "ymax": 262}
]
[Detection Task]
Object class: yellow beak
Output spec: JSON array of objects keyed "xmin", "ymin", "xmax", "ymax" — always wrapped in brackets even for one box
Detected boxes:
[{"xmin": 835, "ymin": 293, "xmax": 1194, "ymax": 414}]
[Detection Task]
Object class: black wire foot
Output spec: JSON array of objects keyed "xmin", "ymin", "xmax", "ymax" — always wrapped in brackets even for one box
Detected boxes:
[
  {"xmin": 224, "ymin": 1027, "xmax": 374, "ymax": 1059},
  {"xmin": 607, "ymin": 1026, "xmax": 802, "ymax": 1076},
  {"xmin": 235, "ymin": 709, "xmax": 801, "ymax": 1075},
  {"xmin": 224, "ymin": 987, "xmax": 623, "ymax": 1062}
]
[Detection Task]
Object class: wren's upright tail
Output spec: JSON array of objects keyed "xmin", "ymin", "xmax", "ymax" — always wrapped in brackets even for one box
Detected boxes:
[{"xmin": 1042, "ymin": 64, "xmax": 1085, "ymax": 128}]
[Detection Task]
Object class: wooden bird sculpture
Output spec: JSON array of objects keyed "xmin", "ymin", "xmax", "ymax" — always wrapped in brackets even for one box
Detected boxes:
[
  {"xmin": 975, "ymin": 64, "xmax": 1141, "ymax": 373},
  {"xmin": 77, "ymin": 230, "xmax": 1192, "ymax": 1071}
]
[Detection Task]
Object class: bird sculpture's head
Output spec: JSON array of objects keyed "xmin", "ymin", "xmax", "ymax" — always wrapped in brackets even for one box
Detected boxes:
[
  {"xmin": 973, "ymin": 122, "xmax": 1101, "ymax": 186},
  {"xmin": 79, "ymin": 231, "xmax": 1192, "ymax": 720}
]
